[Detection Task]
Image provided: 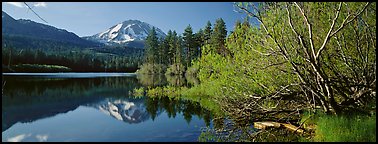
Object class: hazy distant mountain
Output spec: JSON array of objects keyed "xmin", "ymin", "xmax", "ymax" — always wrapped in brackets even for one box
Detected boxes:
[
  {"xmin": 2, "ymin": 11, "xmax": 101, "ymax": 48},
  {"xmin": 83, "ymin": 20, "xmax": 166, "ymax": 48}
]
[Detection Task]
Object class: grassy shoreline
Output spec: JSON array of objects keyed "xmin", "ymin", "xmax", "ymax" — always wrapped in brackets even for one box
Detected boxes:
[
  {"xmin": 133, "ymin": 84, "xmax": 376, "ymax": 142},
  {"xmin": 301, "ymin": 112, "xmax": 376, "ymax": 142}
]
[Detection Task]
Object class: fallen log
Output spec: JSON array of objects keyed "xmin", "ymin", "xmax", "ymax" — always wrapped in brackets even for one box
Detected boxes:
[{"xmin": 254, "ymin": 121, "xmax": 304, "ymax": 134}]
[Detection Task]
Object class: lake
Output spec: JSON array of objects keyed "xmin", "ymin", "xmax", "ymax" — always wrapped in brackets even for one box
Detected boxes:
[{"xmin": 2, "ymin": 73, "xmax": 214, "ymax": 142}]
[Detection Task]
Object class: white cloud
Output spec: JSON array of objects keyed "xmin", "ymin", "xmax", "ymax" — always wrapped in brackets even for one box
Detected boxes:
[
  {"xmin": 4, "ymin": 2, "xmax": 47, "ymax": 8},
  {"xmin": 33, "ymin": 2, "xmax": 47, "ymax": 7},
  {"xmin": 36, "ymin": 134, "xmax": 48, "ymax": 142},
  {"xmin": 7, "ymin": 134, "xmax": 32, "ymax": 142},
  {"xmin": 5, "ymin": 2, "xmax": 26, "ymax": 8}
]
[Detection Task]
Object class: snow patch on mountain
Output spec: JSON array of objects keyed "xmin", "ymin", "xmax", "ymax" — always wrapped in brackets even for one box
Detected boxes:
[{"xmin": 83, "ymin": 19, "xmax": 166, "ymax": 47}]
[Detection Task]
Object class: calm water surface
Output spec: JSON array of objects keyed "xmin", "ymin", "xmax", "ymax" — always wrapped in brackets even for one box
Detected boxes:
[{"xmin": 2, "ymin": 73, "xmax": 213, "ymax": 142}]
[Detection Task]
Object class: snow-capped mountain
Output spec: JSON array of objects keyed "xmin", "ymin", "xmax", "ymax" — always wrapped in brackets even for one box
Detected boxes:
[{"xmin": 83, "ymin": 20, "xmax": 166, "ymax": 48}]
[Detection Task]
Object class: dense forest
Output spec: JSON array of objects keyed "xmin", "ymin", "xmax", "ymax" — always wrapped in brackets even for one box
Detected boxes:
[
  {"xmin": 2, "ymin": 34, "xmax": 144, "ymax": 72},
  {"xmin": 137, "ymin": 18, "xmax": 227, "ymax": 75}
]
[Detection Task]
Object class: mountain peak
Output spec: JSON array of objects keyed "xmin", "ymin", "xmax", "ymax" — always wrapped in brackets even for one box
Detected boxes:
[{"xmin": 83, "ymin": 19, "xmax": 166, "ymax": 48}]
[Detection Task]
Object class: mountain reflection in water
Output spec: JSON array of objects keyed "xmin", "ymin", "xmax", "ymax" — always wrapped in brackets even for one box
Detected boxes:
[{"xmin": 2, "ymin": 74, "xmax": 212, "ymax": 142}]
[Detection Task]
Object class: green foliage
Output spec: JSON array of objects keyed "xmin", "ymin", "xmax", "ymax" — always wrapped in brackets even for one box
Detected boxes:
[
  {"xmin": 136, "ymin": 63, "xmax": 167, "ymax": 75},
  {"xmin": 168, "ymin": 31, "xmax": 180, "ymax": 65},
  {"xmin": 203, "ymin": 21, "xmax": 213, "ymax": 45},
  {"xmin": 193, "ymin": 25, "xmax": 295, "ymax": 101},
  {"xmin": 313, "ymin": 114, "xmax": 376, "ymax": 142},
  {"xmin": 146, "ymin": 86, "xmax": 163, "ymax": 97},
  {"xmin": 210, "ymin": 18, "xmax": 228, "ymax": 56},
  {"xmin": 183, "ymin": 25, "xmax": 195, "ymax": 67},
  {"xmin": 143, "ymin": 85, "xmax": 186, "ymax": 98},
  {"xmin": 185, "ymin": 64, "xmax": 200, "ymax": 86},
  {"xmin": 233, "ymin": 2, "xmax": 376, "ymax": 114},
  {"xmin": 165, "ymin": 63, "xmax": 185, "ymax": 76},
  {"xmin": 12, "ymin": 64, "xmax": 71, "ymax": 72},
  {"xmin": 2, "ymin": 45, "xmax": 143, "ymax": 72},
  {"xmin": 145, "ymin": 27, "xmax": 160, "ymax": 64},
  {"xmin": 132, "ymin": 87, "xmax": 145, "ymax": 98}
]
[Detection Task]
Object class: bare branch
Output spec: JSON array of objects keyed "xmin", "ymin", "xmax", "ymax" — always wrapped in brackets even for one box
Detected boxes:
[
  {"xmin": 329, "ymin": 2, "xmax": 370, "ymax": 37},
  {"xmin": 316, "ymin": 2, "xmax": 342, "ymax": 59},
  {"xmin": 294, "ymin": 2, "xmax": 316, "ymax": 62},
  {"xmin": 247, "ymin": 43, "xmax": 275, "ymax": 56},
  {"xmin": 285, "ymin": 3, "xmax": 311, "ymax": 60}
]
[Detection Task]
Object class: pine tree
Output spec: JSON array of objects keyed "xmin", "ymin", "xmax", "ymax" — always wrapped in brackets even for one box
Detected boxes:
[
  {"xmin": 194, "ymin": 28, "xmax": 204, "ymax": 58},
  {"xmin": 183, "ymin": 25, "xmax": 195, "ymax": 67},
  {"xmin": 210, "ymin": 18, "xmax": 227, "ymax": 56},
  {"xmin": 204, "ymin": 21, "xmax": 213, "ymax": 45},
  {"xmin": 175, "ymin": 35, "xmax": 183, "ymax": 65},
  {"xmin": 170, "ymin": 31, "xmax": 178, "ymax": 64},
  {"xmin": 165, "ymin": 30, "xmax": 173, "ymax": 65},
  {"xmin": 158, "ymin": 37, "xmax": 167, "ymax": 65},
  {"xmin": 145, "ymin": 27, "xmax": 159, "ymax": 64}
]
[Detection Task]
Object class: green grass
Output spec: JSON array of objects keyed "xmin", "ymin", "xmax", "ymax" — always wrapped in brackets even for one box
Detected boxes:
[
  {"xmin": 311, "ymin": 113, "xmax": 376, "ymax": 142},
  {"xmin": 12, "ymin": 64, "xmax": 71, "ymax": 72}
]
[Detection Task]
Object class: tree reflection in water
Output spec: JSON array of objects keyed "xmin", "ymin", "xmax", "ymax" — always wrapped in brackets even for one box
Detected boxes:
[{"xmin": 2, "ymin": 75, "xmax": 214, "ymax": 134}]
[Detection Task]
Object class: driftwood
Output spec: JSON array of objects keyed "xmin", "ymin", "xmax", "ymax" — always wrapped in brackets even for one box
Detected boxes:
[{"xmin": 254, "ymin": 121, "xmax": 304, "ymax": 134}]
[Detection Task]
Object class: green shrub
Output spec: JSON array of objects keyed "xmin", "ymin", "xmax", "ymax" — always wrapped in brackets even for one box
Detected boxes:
[
  {"xmin": 136, "ymin": 63, "xmax": 167, "ymax": 74},
  {"xmin": 185, "ymin": 64, "xmax": 199, "ymax": 76},
  {"xmin": 132, "ymin": 87, "xmax": 145, "ymax": 98},
  {"xmin": 185, "ymin": 65, "xmax": 200, "ymax": 85},
  {"xmin": 146, "ymin": 86, "xmax": 163, "ymax": 97}
]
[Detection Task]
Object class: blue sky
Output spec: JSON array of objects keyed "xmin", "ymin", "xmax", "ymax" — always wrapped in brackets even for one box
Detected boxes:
[{"xmin": 2, "ymin": 2, "xmax": 249, "ymax": 37}]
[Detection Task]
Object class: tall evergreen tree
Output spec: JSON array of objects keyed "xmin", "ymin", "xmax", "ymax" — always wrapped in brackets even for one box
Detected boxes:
[
  {"xmin": 210, "ymin": 18, "xmax": 228, "ymax": 56},
  {"xmin": 175, "ymin": 35, "xmax": 183, "ymax": 65},
  {"xmin": 145, "ymin": 27, "xmax": 159, "ymax": 64},
  {"xmin": 183, "ymin": 25, "xmax": 195, "ymax": 67},
  {"xmin": 158, "ymin": 37, "xmax": 167, "ymax": 64},
  {"xmin": 194, "ymin": 28, "xmax": 204, "ymax": 58},
  {"xmin": 170, "ymin": 31, "xmax": 178, "ymax": 64},
  {"xmin": 204, "ymin": 21, "xmax": 213, "ymax": 45},
  {"xmin": 165, "ymin": 30, "xmax": 174, "ymax": 65}
]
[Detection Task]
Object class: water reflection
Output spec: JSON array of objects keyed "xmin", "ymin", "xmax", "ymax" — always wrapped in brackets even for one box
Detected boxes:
[
  {"xmin": 2, "ymin": 76, "xmax": 137, "ymax": 132},
  {"xmin": 87, "ymin": 97, "xmax": 152, "ymax": 124},
  {"xmin": 136, "ymin": 74, "xmax": 198, "ymax": 87},
  {"xmin": 2, "ymin": 74, "xmax": 213, "ymax": 141},
  {"xmin": 166, "ymin": 74, "xmax": 187, "ymax": 87},
  {"xmin": 136, "ymin": 74, "xmax": 167, "ymax": 87}
]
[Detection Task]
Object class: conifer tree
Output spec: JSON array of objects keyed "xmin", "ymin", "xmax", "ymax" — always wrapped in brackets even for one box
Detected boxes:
[
  {"xmin": 183, "ymin": 25, "xmax": 195, "ymax": 67},
  {"xmin": 210, "ymin": 18, "xmax": 227, "ymax": 56},
  {"xmin": 194, "ymin": 28, "xmax": 204, "ymax": 58},
  {"xmin": 165, "ymin": 30, "xmax": 174, "ymax": 65},
  {"xmin": 203, "ymin": 21, "xmax": 213, "ymax": 45},
  {"xmin": 145, "ymin": 27, "xmax": 159, "ymax": 64}
]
